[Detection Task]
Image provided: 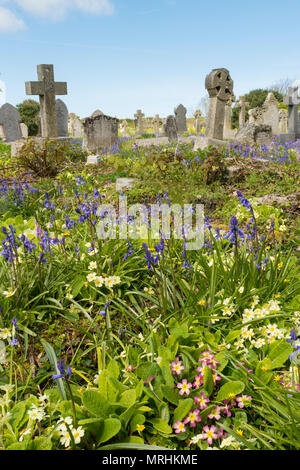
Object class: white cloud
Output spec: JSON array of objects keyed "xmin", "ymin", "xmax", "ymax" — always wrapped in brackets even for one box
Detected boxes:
[
  {"xmin": 0, "ymin": 6, "xmax": 25, "ymax": 32},
  {"xmin": 14, "ymin": 0, "xmax": 114, "ymax": 20}
]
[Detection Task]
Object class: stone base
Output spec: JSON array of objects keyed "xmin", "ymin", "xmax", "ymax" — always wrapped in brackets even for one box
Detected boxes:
[
  {"xmin": 115, "ymin": 178, "xmax": 137, "ymax": 191},
  {"xmin": 134, "ymin": 136, "xmax": 196, "ymax": 147},
  {"xmin": 223, "ymin": 129, "xmax": 237, "ymax": 140},
  {"xmin": 11, "ymin": 136, "xmax": 73, "ymax": 157},
  {"xmin": 193, "ymin": 137, "xmax": 231, "ymax": 151},
  {"xmin": 86, "ymin": 155, "xmax": 100, "ymax": 165},
  {"xmin": 279, "ymin": 133, "xmax": 300, "ymax": 144}
]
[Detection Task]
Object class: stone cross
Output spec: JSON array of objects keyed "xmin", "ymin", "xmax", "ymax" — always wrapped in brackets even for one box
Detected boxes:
[
  {"xmin": 152, "ymin": 114, "xmax": 160, "ymax": 135},
  {"xmin": 283, "ymin": 86, "xmax": 300, "ymax": 135},
  {"xmin": 134, "ymin": 109, "xmax": 144, "ymax": 134},
  {"xmin": 205, "ymin": 68, "xmax": 234, "ymax": 140},
  {"xmin": 25, "ymin": 64, "xmax": 67, "ymax": 138},
  {"xmin": 224, "ymin": 95, "xmax": 235, "ymax": 130},
  {"xmin": 194, "ymin": 109, "xmax": 202, "ymax": 134},
  {"xmin": 235, "ymin": 95, "xmax": 249, "ymax": 128},
  {"xmin": 164, "ymin": 115, "xmax": 178, "ymax": 142}
]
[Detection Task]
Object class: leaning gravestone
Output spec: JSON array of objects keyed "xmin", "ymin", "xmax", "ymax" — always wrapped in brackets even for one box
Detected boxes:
[
  {"xmin": 164, "ymin": 115, "xmax": 178, "ymax": 142},
  {"xmin": 82, "ymin": 113, "xmax": 119, "ymax": 153},
  {"xmin": 0, "ymin": 103, "xmax": 22, "ymax": 142},
  {"xmin": 20, "ymin": 122, "xmax": 28, "ymax": 138},
  {"xmin": 68, "ymin": 113, "xmax": 83, "ymax": 138},
  {"xmin": 174, "ymin": 104, "xmax": 187, "ymax": 133},
  {"xmin": 56, "ymin": 99, "xmax": 69, "ymax": 137}
]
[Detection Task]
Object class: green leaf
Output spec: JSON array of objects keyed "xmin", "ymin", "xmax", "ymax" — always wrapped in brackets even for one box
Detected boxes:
[
  {"xmin": 99, "ymin": 443, "xmax": 168, "ymax": 450},
  {"xmin": 71, "ymin": 275, "xmax": 86, "ymax": 297},
  {"xmin": 106, "ymin": 359, "xmax": 120, "ymax": 379},
  {"xmin": 8, "ymin": 402, "xmax": 26, "ymax": 431},
  {"xmin": 149, "ymin": 418, "xmax": 172, "ymax": 434},
  {"xmin": 225, "ymin": 330, "xmax": 242, "ymax": 343},
  {"xmin": 98, "ymin": 418, "xmax": 121, "ymax": 444},
  {"xmin": 82, "ymin": 390, "xmax": 110, "ymax": 418},
  {"xmin": 41, "ymin": 339, "xmax": 66, "ymax": 400},
  {"xmin": 203, "ymin": 366, "xmax": 214, "ymax": 396},
  {"xmin": 159, "ymin": 403, "xmax": 170, "ymax": 423},
  {"xmin": 130, "ymin": 414, "xmax": 145, "ymax": 433},
  {"xmin": 161, "ymin": 385, "xmax": 179, "ymax": 405},
  {"xmin": 268, "ymin": 340, "xmax": 294, "ymax": 369},
  {"xmin": 173, "ymin": 398, "xmax": 193, "ymax": 423},
  {"xmin": 216, "ymin": 381, "xmax": 245, "ymax": 402},
  {"xmin": 120, "ymin": 389, "xmax": 136, "ymax": 407}
]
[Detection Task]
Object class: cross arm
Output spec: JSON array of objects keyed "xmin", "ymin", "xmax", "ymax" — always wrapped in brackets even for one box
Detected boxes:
[
  {"xmin": 55, "ymin": 82, "xmax": 68, "ymax": 95},
  {"xmin": 25, "ymin": 81, "xmax": 44, "ymax": 95}
]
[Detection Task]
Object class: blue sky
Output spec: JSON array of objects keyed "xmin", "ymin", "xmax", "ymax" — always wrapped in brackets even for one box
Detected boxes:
[{"xmin": 1, "ymin": 0, "xmax": 300, "ymax": 118}]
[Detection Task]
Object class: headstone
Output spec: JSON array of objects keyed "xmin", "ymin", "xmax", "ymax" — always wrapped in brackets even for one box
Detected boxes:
[
  {"xmin": 134, "ymin": 110, "xmax": 144, "ymax": 135},
  {"xmin": 0, "ymin": 103, "xmax": 22, "ymax": 142},
  {"xmin": 82, "ymin": 113, "xmax": 119, "ymax": 152},
  {"xmin": 248, "ymin": 107, "xmax": 262, "ymax": 125},
  {"xmin": 224, "ymin": 96, "xmax": 235, "ymax": 130},
  {"xmin": 235, "ymin": 95, "xmax": 249, "ymax": 128},
  {"xmin": 68, "ymin": 113, "xmax": 83, "ymax": 138},
  {"xmin": 152, "ymin": 114, "xmax": 160, "ymax": 135},
  {"xmin": 121, "ymin": 120, "xmax": 129, "ymax": 136},
  {"xmin": 25, "ymin": 64, "xmax": 67, "ymax": 138},
  {"xmin": 205, "ymin": 68, "xmax": 234, "ymax": 141},
  {"xmin": 278, "ymin": 109, "xmax": 288, "ymax": 134},
  {"xmin": 164, "ymin": 115, "xmax": 178, "ymax": 142},
  {"xmin": 91, "ymin": 109, "xmax": 104, "ymax": 118},
  {"xmin": 194, "ymin": 109, "xmax": 202, "ymax": 134},
  {"xmin": 174, "ymin": 104, "xmax": 187, "ymax": 133},
  {"xmin": 20, "ymin": 123, "xmax": 28, "ymax": 138},
  {"xmin": 262, "ymin": 92, "xmax": 279, "ymax": 135},
  {"xmin": 235, "ymin": 123, "xmax": 272, "ymax": 146},
  {"xmin": 283, "ymin": 86, "xmax": 300, "ymax": 138},
  {"xmin": 56, "ymin": 99, "xmax": 68, "ymax": 137}
]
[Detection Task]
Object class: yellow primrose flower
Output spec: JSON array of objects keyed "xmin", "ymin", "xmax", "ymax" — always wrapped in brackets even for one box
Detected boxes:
[
  {"xmin": 197, "ymin": 300, "xmax": 206, "ymax": 306},
  {"xmin": 136, "ymin": 424, "xmax": 145, "ymax": 432}
]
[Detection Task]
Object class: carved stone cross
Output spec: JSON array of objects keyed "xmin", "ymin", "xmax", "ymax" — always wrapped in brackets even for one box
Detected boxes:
[
  {"xmin": 152, "ymin": 114, "xmax": 160, "ymax": 134},
  {"xmin": 25, "ymin": 64, "xmax": 67, "ymax": 138},
  {"xmin": 283, "ymin": 86, "xmax": 300, "ymax": 135},
  {"xmin": 134, "ymin": 109, "xmax": 145, "ymax": 134},
  {"xmin": 235, "ymin": 95, "xmax": 249, "ymax": 127},
  {"xmin": 205, "ymin": 68, "xmax": 234, "ymax": 140}
]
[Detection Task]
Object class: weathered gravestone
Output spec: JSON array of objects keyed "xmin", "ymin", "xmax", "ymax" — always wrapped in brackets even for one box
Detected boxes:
[
  {"xmin": 262, "ymin": 92, "xmax": 279, "ymax": 135},
  {"xmin": 0, "ymin": 103, "xmax": 22, "ymax": 142},
  {"xmin": 91, "ymin": 109, "xmax": 104, "ymax": 118},
  {"xmin": 194, "ymin": 109, "xmax": 202, "ymax": 134},
  {"xmin": 56, "ymin": 99, "xmax": 69, "ymax": 137},
  {"xmin": 134, "ymin": 110, "xmax": 144, "ymax": 135},
  {"xmin": 235, "ymin": 123, "xmax": 272, "ymax": 146},
  {"xmin": 248, "ymin": 107, "xmax": 262, "ymax": 125},
  {"xmin": 223, "ymin": 96, "xmax": 236, "ymax": 139},
  {"xmin": 236, "ymin": 95, "xmax": 249, "ymax": 128},
  {"xmin": 68, "ymin": 113, "xmax": 83, "ymax": 138},
  {"xmin": 174, "ymin": 104, "xmax": 187, "ymax": 133},
  {"xmin": 82, "ymin": 113, "xmax": 119, "ymax": 153},
  {"xmin": 194, "ymin": 68, "xmax": 234, "ymax": 150},
  {"xmin": 280, "ymin": 85, "xmax": 300, "ymax": 143},
  {"xmin": 25, "ymin": 64, "xmax": 67, "ymax": 138},
  {"xmin": 152, "ymin": 114, "xmax": 161, "ymax": 135},
  {"xmin": 121, "ymin": 120, "xmax": 129, "ymax": 136},
  {"xmin": 164, "ymin": 115, "xmax": 178, "ymax": 142},
  {"xmin": 20, "ymin": 122, "xmax": 28, "ymax": 138},
  {"xmin": 278, "ymin": 109, "xmax": 288, "ymax": 134}
]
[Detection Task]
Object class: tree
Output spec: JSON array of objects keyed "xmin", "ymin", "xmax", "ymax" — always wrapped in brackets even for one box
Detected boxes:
[
  {"xmin": 269, "ymin": 78, "xmax": 294, "ymax": 96},
  {"xmin": 231, "ymin": 88, "xmax": 284, "ymax": 129},
  {"xmin": 16, "ymin": 99, "xmax": 40, "ymax": 136}
]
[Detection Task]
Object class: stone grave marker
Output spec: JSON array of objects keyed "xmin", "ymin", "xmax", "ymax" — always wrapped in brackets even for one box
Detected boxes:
[
  {"xmin": 82, "ymin": 113, "xmax": 119, "ymax": 153},
  {"xmin": 121, "ymin": 120, "xmax": 129, "ymax": 136},
  {"xmin": 0, "ymin": 103, "xmax": 22, "ymax": 142},
  {"xmin": 248, "ymin": 107, "xmax": 262, "ymax": 125},
  {"xmin": 56, "ymin": 99, "xmax": 69, "ymax": 137},
  {"xmin": 262, "ymin": 92, "xmax": 279, "ymax": 135},
  {"xmin": 152, "ymin": 114, "xmax": 160, "ymax": 135},
  {"xmin": 134, "ymin": 109, "xmax": 144, "ymax": 135},
  {"xmin": 280, "ymin": 86, "xmax": 300, "ymax": 142},
  {"xmin": 278, "ymin": 109, "xmax": 288, "ymax": 134},
  {"xmin": 164, "ymin": 115, "xmax": 178, "ymax": 142},
  {"xmin": 194, "ymin": 109, "xmax": 202, "ymax": 134},
  {"xmin": 68, "ymin": 113, "xmax": 83, "ymax": 138},
  {"xmin": 20, "ymin": 122, "xmax": 28, "ymax": 138},
  {"xmin": 174, "ymin": 104, "xmax": 187, "ymax": 133},
  {"xmin": 236, "ymin": 95, "xmax": 249, "ymax": 128},
  {"xmin": 25, "ymin": 64, "xmax": 67, "ymax": 138},
  {"xmin": 91, "ymin": 109, "xmax": 104, "ymax": 118}
]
